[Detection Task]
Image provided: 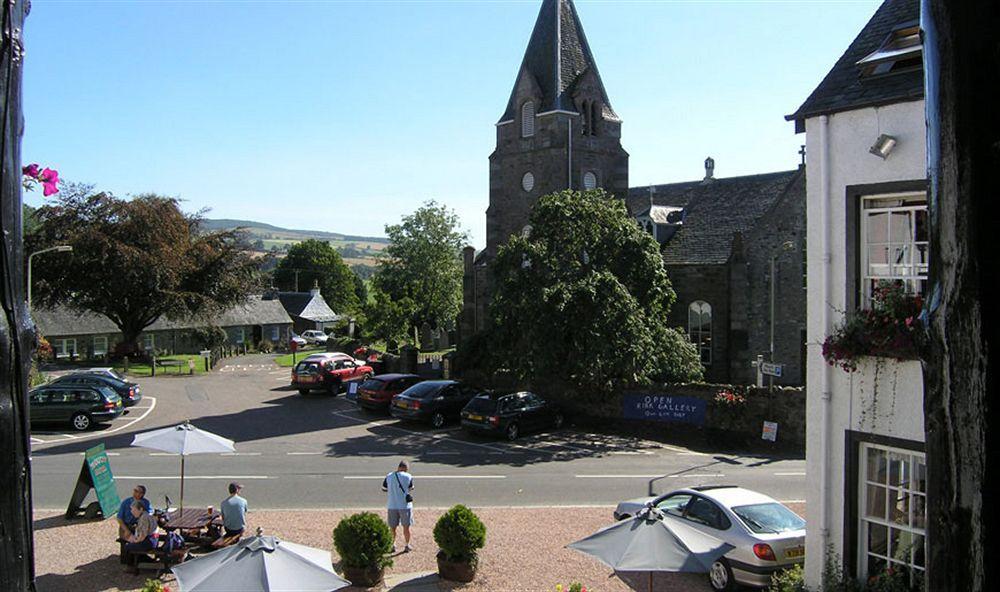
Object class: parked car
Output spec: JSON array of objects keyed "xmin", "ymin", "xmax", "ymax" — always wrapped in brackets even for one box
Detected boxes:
[
  {"xmin": 82, "ymin": 367, "xmax": 128, "ymax": 381},
  {"xmin": 50, "ymin": 372, "xmax": 143, "ymax": 407},
  {"xmin": 356, "ymin": 374, "xmax": 422, "ymax": 413},
  {"xmin": 390, "ymin": 380, "xmax": 482, "ymax": 427},
  {"xmin": 289, "ymin": 335, "xmax": 308, "ymax": 348},
  {"xmin": 460, "ymin": 391, "xmax": 563, "ymax": 441},
  {"xmin": 292, "ymin": 353, "xmax": 373, "ymax": 395},
  {"xmin": 29, "ymin": 384, "xmax": 124, "ymax": 431},
  {"xmin": 613, "ymin": 485, "xmax": 806, "ymax": 591},
  {"xmin": 301, "ymin": 330, "xmax": 330, "ymax": 345}
]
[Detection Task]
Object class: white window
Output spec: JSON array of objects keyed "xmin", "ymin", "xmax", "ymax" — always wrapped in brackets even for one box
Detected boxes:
[
  {"xmin": 522, "ymin": 172, "xmax": 535, "ymax": 193},
  {"xmin": 687, "ymin": 301, "xmax": 712, "ymax": 365},
  {"xmin": 860, "ymin": 193, "xmax": 928, "ymax": 306},
  {"xmin": 142, "ymin": 333, "xmax": 155, "ymax": 351},
  {"xmin": 93, "ymin": 336, "xmax": 108, "ymax": 356},
  {"xmin": 54, "ymin": 338, "xmax": 77, "ymax": 359},
  {"xmin": 857, "ymin": 23, "xmax": 922, "ymax": 77},
  {"xmin": 233, "ymin": 328, "xmax": 246, "ymax": 344},
  {"xmin": 271, "ymin": 326, "xmax": 280, "ymax": 341},
  {"xmin": 859, "ymin": 443, "xmax": 926, "ymax": 586},
  {"xmin": 521, "ymin": 101, "xmax": 535, "ymax": 138},
  {"xmin": 583, "ymin": 171, "xmax": 598, "ymax": 191}
]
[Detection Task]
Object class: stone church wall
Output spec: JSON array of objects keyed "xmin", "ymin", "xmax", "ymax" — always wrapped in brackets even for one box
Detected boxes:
[{"xmin": 664, "ymin": 263, "xmax": 732, "ymax": 384}]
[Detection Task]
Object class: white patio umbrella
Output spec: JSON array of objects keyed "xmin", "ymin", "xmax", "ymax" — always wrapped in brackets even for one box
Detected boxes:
[
  {"xmin": 130, "ymin": 422, "xmax": 235, "ymax": 511},
  {"xmin": 567, "ymin": 506, "xmax": 734, "ymax": 592},
  {"xmin": 172, "ymin": 528, "xmax": 351, "ymax": 592}
]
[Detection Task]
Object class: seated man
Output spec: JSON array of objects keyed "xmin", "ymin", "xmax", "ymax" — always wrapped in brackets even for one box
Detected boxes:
[
  {"xmin": 214, "ymin": 482, "xmax": 247, "ymax": 547},
  {"xmin": 123, "ymin": 500, "xmax": 159, "ymax": 566},
  {"xmin": 116, "ymin": 484, "xmax": 151, "ymax": 540}
]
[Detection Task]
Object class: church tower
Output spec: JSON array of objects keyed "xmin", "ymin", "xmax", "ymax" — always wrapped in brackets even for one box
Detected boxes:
[{"xmin": 485, "ymin": 0, "xmax": 629, "ymax": 258}]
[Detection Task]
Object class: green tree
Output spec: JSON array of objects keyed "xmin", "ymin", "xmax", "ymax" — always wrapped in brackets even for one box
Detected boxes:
[
  {"xmin": 489, "ymin": 189, "xmax": 702, "ymax": 392},
  {"xmin": 273, "ymin": 239, "xmax": 360, "ymax": 315},
  {"xmin": 27, "ymin": 190, "xmax": 259, "ymax": 352},
  {"xmin": 371, "ymin": 201, "xmax": 467, "ymax": 334},
  {"xmin": 364, "ymin": 285, "xmax": 414, "ymax": 345}
]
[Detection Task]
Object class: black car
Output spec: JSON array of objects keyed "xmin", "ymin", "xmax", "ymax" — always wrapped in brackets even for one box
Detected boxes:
[
  {"xmin": 50, "ymin": 372, "xmax": 143, "ymax": 407},
  {"xmin": 29, "ymin": 384, "xmax": 124, "ymax": 431},
  {"xmin": 390, "ymin": 380, "xmax": 482, "ymax": 428},
  {"xmin": 461, "ymin": 391, "xmax": 564, "ymax": 441}
]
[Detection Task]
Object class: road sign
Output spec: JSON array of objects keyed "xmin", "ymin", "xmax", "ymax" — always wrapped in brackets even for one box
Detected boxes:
[{"xmin": 760, "ymin": 362, "xmax": 784, "ymax": 378}]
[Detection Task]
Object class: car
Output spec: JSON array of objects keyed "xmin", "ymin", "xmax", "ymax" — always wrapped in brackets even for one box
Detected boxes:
[
  {"xmin": 291, "ymin": 353, "xmax": 373, "ymax": 395},
  {"xmin": 82, "ymin": 367, "xmax": 128, "ymax": 381},
  {"xmin": 50, "ymin": 372, "xmax": 143, "ymax": 407},
  {"xmin": 390, "ymin": 380, "xmax": 482, "ymax": 427},
  {"xmin": 289, "ymin": 335, "xmax": 308, "ymax": 348},
  {"xmin": 356, "ymin": 374, "xmax": 422, "ymax": 413},
  {"xmin": 613, "ymin": 485, "xmax": 806, "ymax": 591},
  {"xmin": 301, "ymin": 330, "xmax": 330, "ymax": 345},
  {"xmin": 29, "ymin": 384, "xmax": 124, "ymax": 431},
  {"xmin": 460, "ymin": 391, "xmax": 564, "ymax": 441}
]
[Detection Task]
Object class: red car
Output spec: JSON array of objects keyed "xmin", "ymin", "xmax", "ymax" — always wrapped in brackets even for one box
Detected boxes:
[
  {"xmin": 356, "ymin": 374, "xmax": 422, "ymax": 413},
  {"xmin": 292, "ymin": 353, "xmax": 373, "ymax": 395}
]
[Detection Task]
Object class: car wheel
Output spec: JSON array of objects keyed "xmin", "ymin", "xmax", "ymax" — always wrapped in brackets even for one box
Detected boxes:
[
  {"xmin": 431, "ymin": 412, "xmax": 446, "ymax": 429},
  {"xmin": 298, "ymin": 388, "xmax": 309, "ymax": 396},
  {"xmin": 553, "ymin": 412, "xmax": 565, "ymax": 429},
  {"xmin": 326, "ymin": 381, "xmax": 341, "ymax": 396},
  {"xmin": 71, "ymin": 413, "xmax": 92, "ymax": 431},
  {"xmin": 709, "ymin": 558, "xmax": 735, "ymax": 592},
  {"xmin": 505, "ymin": 422, "xmax": 520, "ymax": 441}
]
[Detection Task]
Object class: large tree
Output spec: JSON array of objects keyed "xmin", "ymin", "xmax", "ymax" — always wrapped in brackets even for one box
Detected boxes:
[
  {"xmin": 273, "ymin": 239, "xmax": 359, "ymax": 315},
  {"xmin": 27, "ymin": 190, "xmax": 260, "ymax": 351},
  {"xmin": 488, "ymin": 189, "xmax": 703, "ymax": 393},
  {"xmin": 371, "ymin": 201, "xmax": 467, "ymax": 333}
]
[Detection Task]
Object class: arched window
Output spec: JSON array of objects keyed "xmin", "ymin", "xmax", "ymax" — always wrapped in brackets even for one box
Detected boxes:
[
  {"xmin": 522, "ymin": 172, "xmax": 535, "ymax": 192},
  {"xmin": 688, "ymin": 301, "xmax": 712, "ymax": 365},
  {"xmin": 583, "ymin": 171, "xmax": 597, "ymax": 191},
  {"xmin": 521, "ymin": 101, "xmax": 535, "ymax": 138}
]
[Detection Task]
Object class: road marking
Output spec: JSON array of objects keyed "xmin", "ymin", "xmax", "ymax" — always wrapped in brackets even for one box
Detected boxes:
[
  {"xmin": 609, "ymin": 450, "xmax": 654, "ymax": 455},
  {"xmin": 150, "ymin": 453, "xmax": 179, "ymax": 457},
  {"xmin": 32, "ymin": 396, "xmax": 159, "ymax": 447},
  {"xmin": 774, "ymin": 472, "xmax": 807, "ymax": 476},
  {"xmin": 30, "ymin": 437, "xmax": 43, "ymax": 444},
  {"xmin": 343, "ymin": 475, "xmax": 506, "ymax": 480},
  {"xmin": 678, "ymin": 452, "xmax": 710, "ymax": 456},
  {"xmin": 220, "ymin": 453, "xmax": 261, "ymax": 456},
  {"xmin": 670, "ymin": 473, "xmax": 725, "ymax": 478},
  {"xmin": 426, "ymin": 452, "xmax": 461, "ymax": 456},
  {"xmin": 286, "ymin": 452, "xmax": 322, "ymax": 456},
  {"xmin": 114, "ymin": 475, "xmax": 269, "ymax": 480},
  {"xmin": 331, "ymin": 412, "xmax": 513, "ymax": 454},
  {"xmin": 780, "ymin": 499, "xmax": 806, "ymax": 504},
  {"xmin": 576, "ymin": 475, "xmax": 661, "ymax": 479}
]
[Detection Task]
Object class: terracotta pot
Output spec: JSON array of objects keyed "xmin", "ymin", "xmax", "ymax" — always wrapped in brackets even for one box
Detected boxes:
[
  {"xmin": 436, "ymin": 551, "xmax": 477, "ymax": 583},
  {"xmin": 342, "ymin": 565, "xmax": 384, "ymax": 587}
]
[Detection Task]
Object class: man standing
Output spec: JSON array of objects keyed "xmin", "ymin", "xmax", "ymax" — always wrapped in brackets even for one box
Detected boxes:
[
  {"xmin": 219, "ymin": 482, "xmax": 248, "ymax": 539},
  {"xmin": 116, "ymin": 484, "xmax": 151, "ymax": 539},
  {"xmin": 381, "ymin": 460, "xmax": 414, "ymax": 552}
]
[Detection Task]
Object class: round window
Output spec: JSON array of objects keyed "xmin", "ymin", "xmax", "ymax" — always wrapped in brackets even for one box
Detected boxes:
[
  {"xmin": 522, "ymin": 172, "xmax": 535, "ymax": 192},
  {"xmin": 583, "ymin": 171, "xmax": 598, "ymax": 190}
]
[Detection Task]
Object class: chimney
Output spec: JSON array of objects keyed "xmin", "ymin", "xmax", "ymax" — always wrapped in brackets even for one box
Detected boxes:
[
  {"xmin": 262, "ymin": 286, "xmax": 280, "ymax": 301},
  {"xmin": 703, "ymin": 157, "xmax": 715, "ymax": 183},
  {"xmin": 310, "ymin": 279, "xmax": 321, "ymax": 297}
]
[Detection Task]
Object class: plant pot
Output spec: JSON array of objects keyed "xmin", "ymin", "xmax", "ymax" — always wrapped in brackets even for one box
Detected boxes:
[
  {"xmin": 342, "ymin": 565, "xmax": 384, "ymax": 587},
  {"xmin": 437, "ymin": 551, "xmax": 477, "ymax": 583}
]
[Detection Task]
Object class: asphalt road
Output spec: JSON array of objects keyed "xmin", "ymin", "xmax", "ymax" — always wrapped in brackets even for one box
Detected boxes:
[{"xmin": 29, "ymin": 355, "xmax": 806, "ymax": 511}]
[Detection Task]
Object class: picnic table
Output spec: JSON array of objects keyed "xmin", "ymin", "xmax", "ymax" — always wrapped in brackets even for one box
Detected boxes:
[
  {"xmin": 159, "ymin": 508, "xmax": 221, "ymax": 532},
  {"xmin": 153, "ymin": 358, "xmax": 188, "ymax": 375}
]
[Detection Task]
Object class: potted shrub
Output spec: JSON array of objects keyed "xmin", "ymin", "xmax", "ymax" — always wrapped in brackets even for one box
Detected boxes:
[
  {"xmin": 332, "ymin": 512, "xmax": 393, "ymax": 587},
  {"xmin": 433, "ymin": 504, "xmax": 486, "ymax": 582}
]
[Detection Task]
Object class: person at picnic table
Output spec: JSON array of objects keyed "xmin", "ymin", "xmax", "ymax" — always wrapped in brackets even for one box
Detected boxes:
[
  {"xmin": 123, "ymin": 500, "xmax": 160, "ymax": 564},
  {"xmin": 116, "ymin": 484, "xmax": 151, "ymax": 539},
  {"xmin": 219, "ymin": 482, "xmax": 248, "ymax": 540}
]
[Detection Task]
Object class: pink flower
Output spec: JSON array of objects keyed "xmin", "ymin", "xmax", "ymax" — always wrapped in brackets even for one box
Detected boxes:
[
  {"xmin": 39, "ymin": 168, "xmax": 59, "ymax": 196},
  {"xmin": 22, "ymin": 163, "xmax": 40, "ymax": 178}
]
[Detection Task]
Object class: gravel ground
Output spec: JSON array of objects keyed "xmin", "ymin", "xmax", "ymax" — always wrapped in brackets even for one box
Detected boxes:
[{"xmin": 33, "ymin": 504, "xmax": 804, "ymax": 592}]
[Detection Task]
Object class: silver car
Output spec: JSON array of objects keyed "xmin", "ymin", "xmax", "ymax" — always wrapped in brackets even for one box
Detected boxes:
[{"xmin": 614, "ymin": 485, "xmax": 805, "ymax": 591}]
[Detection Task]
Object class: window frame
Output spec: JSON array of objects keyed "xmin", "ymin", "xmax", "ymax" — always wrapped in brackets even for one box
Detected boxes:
[
  {"xmin": 521, "ymin": 101, "xmax": 536, "ymax": 138},
  {"xmin": 93, "ymin": 336, "xmax": 108, "ymax": 357},
  {"xmin": 687, "ymin": 301, "xmax": 713, "ymax": 366},
  {"xmin": 859, "ymin": 192, "xmax": 928, "ymax": 308},
  {"xmin": 54, "ymin": 338, "xmax": 77, "ymax": 359},
  {"xmin": 142, "ymin": 333, "xmax": 155, "ymax": 351}
]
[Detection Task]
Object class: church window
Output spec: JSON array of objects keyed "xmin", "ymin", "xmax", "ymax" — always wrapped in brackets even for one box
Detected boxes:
[
  {"xmin": 688, "ymin": 301, "xmax": 712, "ymax": 365},
  {"xmin": 521, "ymin": 101, "xmax": 536, "ymax": 137},
  {"xmin": 522, "ymin": 172, "xmax": 535, "ymax": 193},
  {"xmin": 590, "ymin": 101, "xmax": 600, "ymax": 136},
  {"xmin": 583, "ymin": 171, "xmax": 597, "ymax": 191},
  {"xmin": 859, "ymin": 193, "xmax": 927, "ymax": 307}
]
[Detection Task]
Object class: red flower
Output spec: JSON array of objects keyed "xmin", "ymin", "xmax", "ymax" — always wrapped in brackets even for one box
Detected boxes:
[
  {"xmin": 39, "ymin": 168, "xmax": 60, "ymax": 196},
  {"xmin": 22, "ymin": 163, "xmax": 40, "ymax": 178}
]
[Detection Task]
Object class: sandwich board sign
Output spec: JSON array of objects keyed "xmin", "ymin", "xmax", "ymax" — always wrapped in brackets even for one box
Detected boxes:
[
  {"xmin": 65, "ymin": 443, "xmax": 120, "ymax": 520},
  {"xmin": 762, "ymin": 421, "xmax": 779, "ymax": 442}
]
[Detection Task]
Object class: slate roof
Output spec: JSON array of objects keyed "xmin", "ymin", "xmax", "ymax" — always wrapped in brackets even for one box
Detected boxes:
[
  {"xmin": 276, "ymin": 291, "xmax": 341, "ymax": 323},
  {"xmin": 34, "ymin": 296, "xmax": 293, "ymax": 338},
  {"xmin": 787, "ymin": 0, "xmax": 922, "ymax": 131},
  {"xmin": 498, "ymin": 0, "xmax": 617, "ymax": 123},
  {"xmin": 628, "ymin": 170, "xmax": 805, "ymax": 265}
]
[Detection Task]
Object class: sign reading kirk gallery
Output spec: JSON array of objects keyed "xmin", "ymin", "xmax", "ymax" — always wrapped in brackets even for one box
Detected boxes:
[{"xmin": 622, "ymin": 394, "xmax": 707, "ymax": 425}]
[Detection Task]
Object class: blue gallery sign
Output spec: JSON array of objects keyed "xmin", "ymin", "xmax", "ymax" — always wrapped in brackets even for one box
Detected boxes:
[{"xmin": 623, "ymin": 394, "xmax": 707, "ymax": 425}]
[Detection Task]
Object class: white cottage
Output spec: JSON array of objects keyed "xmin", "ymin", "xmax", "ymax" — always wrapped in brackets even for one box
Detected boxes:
[{"xmin": 787, "ymin": 0, "xmax": 927, "ymax": 587}]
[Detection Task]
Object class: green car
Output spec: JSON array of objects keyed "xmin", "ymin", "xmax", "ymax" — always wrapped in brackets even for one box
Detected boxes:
[{"xmin": 29, "ymin": 384, "xmax": 124, "ymax": 431}]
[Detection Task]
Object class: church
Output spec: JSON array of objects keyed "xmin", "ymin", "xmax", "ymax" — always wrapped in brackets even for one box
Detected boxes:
[{"xmin": 461, "ymin": 0, "xmax": 807, "ymax": 386}]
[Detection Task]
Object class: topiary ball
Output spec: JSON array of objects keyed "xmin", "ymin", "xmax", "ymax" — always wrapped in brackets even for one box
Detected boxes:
[
  {"xmin": 433, "ymin": 505, "xmax": 486, "ymax": 562},
  {"xmin": 333, "ymin": 512, "xmax": 394, "ymax": 569}
]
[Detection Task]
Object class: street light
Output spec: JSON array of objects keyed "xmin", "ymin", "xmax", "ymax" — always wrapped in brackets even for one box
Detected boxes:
[
  {"xmin": 768, "ymin": 241, "xmax": 796, "ymax": 389},
  {"xmin": 28, "ymin": 245, "xmax": 73, "ymax": 308}
]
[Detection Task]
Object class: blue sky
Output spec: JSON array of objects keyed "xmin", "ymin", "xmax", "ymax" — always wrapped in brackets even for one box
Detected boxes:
[{"xmin": 22, "ymin": 0, "xmax": 878, "ymax": 248}]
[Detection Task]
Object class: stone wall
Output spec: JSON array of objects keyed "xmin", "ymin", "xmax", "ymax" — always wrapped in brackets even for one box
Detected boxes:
[{"xmin": 664, "ymin": 264, "xmax": 732, "ymax": 384}]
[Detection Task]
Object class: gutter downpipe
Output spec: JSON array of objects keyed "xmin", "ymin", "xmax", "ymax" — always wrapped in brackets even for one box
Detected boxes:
[
  {"xmin": 819, "ymin": 114, "xmax": 832, "ymax": 551},
  {"xmin": 568, "ymin": 118, "xmax": 573, "ymax": 190}
]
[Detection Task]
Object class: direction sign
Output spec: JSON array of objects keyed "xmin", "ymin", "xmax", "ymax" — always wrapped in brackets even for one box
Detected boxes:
[{"xmin": 760, "ymin": 362, "xmax": 784, "ymax": 378}]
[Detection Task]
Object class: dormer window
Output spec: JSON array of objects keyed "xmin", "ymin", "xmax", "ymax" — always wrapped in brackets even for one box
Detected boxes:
[
  {"xmin": 521, "ymin": 101, "xmax": 536, "ymax": 138},
  {"xmin": 857, "ymin": 22, "xmax": 922, "ymax": 77}
]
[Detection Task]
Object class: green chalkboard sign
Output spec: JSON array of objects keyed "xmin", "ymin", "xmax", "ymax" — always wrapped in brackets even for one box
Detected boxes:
[{"xmin": 65, "ymin": 443, "xmax": 121, "ymax": 520}]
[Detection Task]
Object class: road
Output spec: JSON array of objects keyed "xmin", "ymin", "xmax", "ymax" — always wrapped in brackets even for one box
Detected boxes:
[{"xmin": 29, "ymin": 356, "xmax": 806, "ymax": 511}]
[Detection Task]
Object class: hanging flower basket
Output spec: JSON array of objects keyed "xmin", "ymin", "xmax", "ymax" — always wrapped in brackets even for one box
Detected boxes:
[{"xmin": 822, "ymin": 282, "xmax": 923, "ymax": 372}]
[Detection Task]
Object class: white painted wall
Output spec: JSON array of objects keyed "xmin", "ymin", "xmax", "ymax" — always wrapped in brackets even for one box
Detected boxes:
[{"xmin": 803, "ymin": 99, "xmax": 926, "ymax": 586}]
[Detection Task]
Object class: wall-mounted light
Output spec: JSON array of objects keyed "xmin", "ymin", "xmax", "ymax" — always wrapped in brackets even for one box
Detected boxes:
[{"xmin": 869, "ymin": 134, "xmax": 898, "ymax": 159}]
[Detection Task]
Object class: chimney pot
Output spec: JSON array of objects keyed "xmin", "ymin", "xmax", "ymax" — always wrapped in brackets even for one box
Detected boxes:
[{"xmin": 704, "ymin": 157, "xmax": 716, "ymax": 182}]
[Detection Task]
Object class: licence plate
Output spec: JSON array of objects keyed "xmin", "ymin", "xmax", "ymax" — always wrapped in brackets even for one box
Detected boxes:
[
  {"xmin": 785, "ymin": 546, "xmax": 805, "ymax": 559},
  {"xmin": 467, "ymin": 414, "xmax": 483, "ymax": 422},
  {"xmin": 298, "ymin": 376, "xmax": 315, "ymax": 383},
  {"xmin": 397, "ymin": 401, "xmax": 409, "ymax": 409}
]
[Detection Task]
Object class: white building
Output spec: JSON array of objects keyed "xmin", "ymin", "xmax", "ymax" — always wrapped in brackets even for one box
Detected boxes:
[{"xmin": 787, "ymin": 0, "xmax": 927, "ymax": 587}]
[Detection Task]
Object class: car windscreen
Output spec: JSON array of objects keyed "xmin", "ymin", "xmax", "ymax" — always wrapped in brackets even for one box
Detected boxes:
[
  {"xmin": 401, "ymin": 382, "xmax": 442, "ymax": 399},
  {"xmin": 731, "ymin": 503, "xmax": 806, "ymax": 534},
  {"xmin": 295, "ymin": 362, "xmax": 320, "ymax": 373},
  {"xmin": 463, "ymin": 396, "xmax": 498, "ymax": 413},
  {"xmin": 360, "ymin": 378, "xmax": 387, "ymax": 390}
]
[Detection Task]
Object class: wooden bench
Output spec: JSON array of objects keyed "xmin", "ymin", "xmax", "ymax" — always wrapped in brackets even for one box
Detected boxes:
[{"xmin": 117, "ymin": 538, "xmax": 188, "ymax": 575}]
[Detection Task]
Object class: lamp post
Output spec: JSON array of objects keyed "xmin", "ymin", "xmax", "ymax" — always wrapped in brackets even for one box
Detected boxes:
[
  {"xmin": 768, "ymin": 241, "xmax": 796, "ymax": 391},
  {"xmin": 27, "ymin": 245, "xmax": 73, "ymax": 308}
]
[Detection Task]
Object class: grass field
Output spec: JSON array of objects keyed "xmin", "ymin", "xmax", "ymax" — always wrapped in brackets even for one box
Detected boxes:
[{"xmin": 273, "ymin": 346, "xmax": 326, "ymax": 367}]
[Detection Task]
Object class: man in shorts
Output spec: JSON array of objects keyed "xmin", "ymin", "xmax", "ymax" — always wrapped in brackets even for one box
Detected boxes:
[{"xmin": 381, "ymin": 460, "xmax": 414, "ymax": 552}]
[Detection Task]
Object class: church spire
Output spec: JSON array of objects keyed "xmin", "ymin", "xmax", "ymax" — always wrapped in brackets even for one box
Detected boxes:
[{"xmin": 498, "ymin": 0, "xmax": 617, "ymax": 123}]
